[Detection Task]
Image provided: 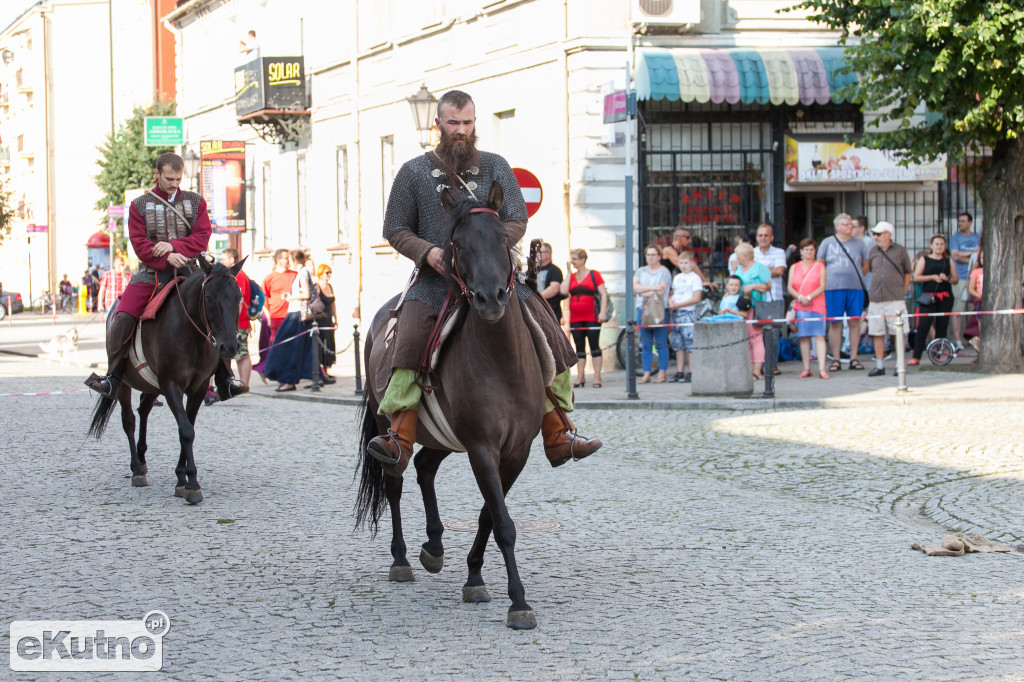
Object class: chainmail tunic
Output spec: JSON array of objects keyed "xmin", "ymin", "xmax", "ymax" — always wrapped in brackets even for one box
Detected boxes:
[
  {"xmin": 383, "ymin": 152, "xmax": 528, "ymax": 311},
  {"xmin": 129, "ymin": 190, "xmax": 202, "ymax": 285}
]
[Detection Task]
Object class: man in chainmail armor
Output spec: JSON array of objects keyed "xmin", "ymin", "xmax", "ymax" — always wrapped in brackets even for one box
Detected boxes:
[
  {"xmin": 367, "ymin": 90, "xmax": 602, "ymax": 476},
  {"xmin": 85, "ymin": 153, "xmax": 247, "ymax": 401}
]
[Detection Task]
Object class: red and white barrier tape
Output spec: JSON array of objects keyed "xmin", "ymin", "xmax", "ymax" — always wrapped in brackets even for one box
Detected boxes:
[{"xmin": 0, "ymin": 388, "xmax": 90, "ymax": 398}]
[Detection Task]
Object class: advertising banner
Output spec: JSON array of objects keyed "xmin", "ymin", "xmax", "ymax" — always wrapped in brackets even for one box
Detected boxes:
[
  {"xmin": 234, "ymin": 57, "xmax": 306, "ymax": 117},
  {"xmin": 785, "ymin": 136, "xmax": 946, "ymax": 184},
  {"xmin": 200, "ymin": 141, "xmax": 246, "ymax": 233}
]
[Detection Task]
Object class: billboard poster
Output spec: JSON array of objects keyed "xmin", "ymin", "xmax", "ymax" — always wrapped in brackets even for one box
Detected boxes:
[
  {"xmin": 200, "ymin": 141, "xmax": 246, "ymax": 233},
  {"xmin": 785, "ymin": 136, "xmax": 946, "ymax": 184}
]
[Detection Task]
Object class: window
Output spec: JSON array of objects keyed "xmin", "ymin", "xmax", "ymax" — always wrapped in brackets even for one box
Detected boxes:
[
  {"xmin": 261, "ymin": 163, "xmax": 272, "ymax": 248},
  {"xmin": 381, "ymin": 135, "xmax": 394, "ymax": 215},
  {"xmin": 336, "ymin": 146, "xmax": 349, "ymax": 243}
]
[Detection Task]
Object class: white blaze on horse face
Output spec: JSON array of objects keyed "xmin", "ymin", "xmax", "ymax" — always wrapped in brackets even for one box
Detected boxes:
[{"xmin": 436, "ymin": 102, "xmax": 476, "ymax": 143}]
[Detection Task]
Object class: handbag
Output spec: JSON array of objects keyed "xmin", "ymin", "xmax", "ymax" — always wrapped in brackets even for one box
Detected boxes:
[
  {"xmin": 915, "ymin": 292, "xmax": 934, "ymax": 306},
  {"xmin": 589, "ymin": 271, "xmax": 613, "ymax": 320},
  {"xmin": 736, "ymin": 293, "xmax": 753, "ymax": 311},
  {"xmin": 641, "ymin": 294, "xmax": 664, "ymax": 326},
  {"xmin": 301, "ymin": 271, "xmax": 325, "ymax": 322}
]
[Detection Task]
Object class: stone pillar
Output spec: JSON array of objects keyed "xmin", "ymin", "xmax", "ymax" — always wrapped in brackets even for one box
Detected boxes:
[{"xmin": 691, "ymin": 320, "xmax": 753, "ymax": 396}]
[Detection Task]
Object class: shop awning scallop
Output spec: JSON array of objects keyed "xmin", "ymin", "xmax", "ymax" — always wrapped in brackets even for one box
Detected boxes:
[{"xmin": 636, "ymin": 47, "xmax": 857, "ymax": 106}]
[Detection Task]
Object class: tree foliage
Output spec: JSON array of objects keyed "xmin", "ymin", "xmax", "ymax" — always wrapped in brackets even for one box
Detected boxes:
[
  {"xmin": 0, "ymin": 179, "xmax": 13, "ymax": 245},
  {"xmin": 788, "ymin": 0, "xmax": 1024, "ymax": 372},
  {"xmin": 788, "ymin": 0, "xmax": 1024, "ymax": 162},
  {"xmin": 94, "ymin": 101, "xmax": 176, "ymax": 215}
]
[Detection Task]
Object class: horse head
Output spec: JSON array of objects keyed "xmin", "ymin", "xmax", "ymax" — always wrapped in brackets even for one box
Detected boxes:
[
  {"xmin": 197, "ymin": 254, "xmax": 246, "ymax": 358},
  {"xmin": 441, "ymin": 181, "xmax": 514, "ymax": 323}
]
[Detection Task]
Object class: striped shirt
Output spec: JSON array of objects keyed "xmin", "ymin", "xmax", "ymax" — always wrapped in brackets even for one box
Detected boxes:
[{"xmin": 867, "ymin": 243, "xmax": 912, "ymax": 302}]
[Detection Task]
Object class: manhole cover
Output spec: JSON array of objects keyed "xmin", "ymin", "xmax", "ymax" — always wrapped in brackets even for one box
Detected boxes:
[{"xmin": 444, "ymin": 518, "xmax": 560, "ymax": 533}]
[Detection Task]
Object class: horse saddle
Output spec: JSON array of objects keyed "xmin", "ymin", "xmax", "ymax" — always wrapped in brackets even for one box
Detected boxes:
[{"xmin": 141, "ymin": 276, "xmax": 187, "ymax": 322}]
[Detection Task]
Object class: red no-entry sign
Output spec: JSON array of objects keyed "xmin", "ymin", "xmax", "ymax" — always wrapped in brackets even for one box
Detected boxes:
[{"xmin": 513, "ymin": 168, "xmax": 543, "ymax": 218}]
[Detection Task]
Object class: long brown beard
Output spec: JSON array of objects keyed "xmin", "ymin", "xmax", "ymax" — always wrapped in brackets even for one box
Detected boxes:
[{"xmin": 435, "ymin": 128, "xmax": 479, "ymax": 174}]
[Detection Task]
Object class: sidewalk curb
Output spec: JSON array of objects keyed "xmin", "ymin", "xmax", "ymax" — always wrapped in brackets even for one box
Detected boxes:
[{"xmin": 250, "ymin": 388, "xmax": 1024, "ymax": 411}]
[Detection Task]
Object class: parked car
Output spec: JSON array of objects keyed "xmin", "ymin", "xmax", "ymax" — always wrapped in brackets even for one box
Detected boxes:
[{"xmin": 0, "ymin": 291, "xmax": 25, "ymax": 320}]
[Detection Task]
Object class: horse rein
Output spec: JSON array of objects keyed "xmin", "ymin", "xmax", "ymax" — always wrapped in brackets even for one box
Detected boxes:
[
  {"xmin": 449, "ymin": 207, "xmax": 517, "ymax": 302},
  {"xmin": 174, "ymin": 267, "xmax": 217, "ymax": 347}
]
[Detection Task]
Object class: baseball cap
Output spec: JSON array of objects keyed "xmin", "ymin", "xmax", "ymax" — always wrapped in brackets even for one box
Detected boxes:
[{"xmin": 871, "ymin": 221, "xmax": 895, "ymax": 235}]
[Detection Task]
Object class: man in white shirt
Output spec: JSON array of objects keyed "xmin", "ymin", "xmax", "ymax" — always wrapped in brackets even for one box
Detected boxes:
[{"xmin": 753, "ymin": 223, "xmax": 786, "ymax": 301}]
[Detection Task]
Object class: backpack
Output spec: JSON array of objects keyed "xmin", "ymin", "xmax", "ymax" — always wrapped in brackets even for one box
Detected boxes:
[{"xmin": 247, "ymin": 279, "xmax": 265, "ymax": 321}]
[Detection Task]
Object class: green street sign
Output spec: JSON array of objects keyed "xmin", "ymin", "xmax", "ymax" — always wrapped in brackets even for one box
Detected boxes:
[{"xmin": 144, "ymin": 117, "xmax": 184, "ymax": 146}]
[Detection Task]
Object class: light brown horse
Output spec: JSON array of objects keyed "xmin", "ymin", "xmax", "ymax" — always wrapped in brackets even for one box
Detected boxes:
[{"xmin": 355, "ymin": 181, "xmax": 547, "ymax": 629}]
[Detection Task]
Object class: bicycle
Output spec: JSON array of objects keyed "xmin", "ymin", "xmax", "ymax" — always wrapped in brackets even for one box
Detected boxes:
[
  {"xmin": 33, "ymin": 291, "xmax": 54, "ymax": 314},
  {"xmin": 925, "ymin": 337, "xmax": 978, "ymax": 366},
  {"xmin": 614, "ymin": 286, "xmax": 720, "ymax": 373}
]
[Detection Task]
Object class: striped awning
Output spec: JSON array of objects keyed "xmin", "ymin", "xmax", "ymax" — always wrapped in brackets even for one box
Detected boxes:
[{"xmin": 635, "ymin": 47, "xmax": 858, "ymax": 106}]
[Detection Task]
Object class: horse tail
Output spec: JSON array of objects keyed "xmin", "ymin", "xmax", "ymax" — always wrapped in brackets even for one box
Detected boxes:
[
  {"xmin": 87, "ymin": 395, "xmax": 117, "ymax": 439},
  {"xmin": 354, "ymin": 390, "xmax": 387, "ymax": 537},
  {"xmin": 524, "ymin": 238, "xmax": 542, "ymax": 292}
]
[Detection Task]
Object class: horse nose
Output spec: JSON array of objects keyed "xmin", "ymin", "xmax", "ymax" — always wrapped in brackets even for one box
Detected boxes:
[
  {"xmin": 495, "ymin": 286, "xmax": 509, "ymax": 306},
  {"xmin": 217, "ymin": 340, "xmax": 236, "ymax": 357}
]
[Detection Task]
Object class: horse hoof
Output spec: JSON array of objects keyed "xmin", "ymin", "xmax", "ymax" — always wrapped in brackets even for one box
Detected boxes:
[
  {"xmin": 462, "ymin": 585, "xmax": 491, "ymax": 603},
  {"xmin": 183, "ymin": 489, "xmax": 203, "ymax": 505},
  {"xmin": 389, "ymin": 565, "xmax": 415, "ymax": 582},
  {"xmin": 174, "ymin": 486, "xmax": 185, "ymax": 498},
  {"xmin": 131, "ymin": 475, "xmax": 148, "ymax": 487},
  {"xmin": 419, "ymin": 548, "xmax": 444, "ymax": 574},
  {"xmin": 506, "ymin": 609, "xmax": 537, "ymax": 630}
]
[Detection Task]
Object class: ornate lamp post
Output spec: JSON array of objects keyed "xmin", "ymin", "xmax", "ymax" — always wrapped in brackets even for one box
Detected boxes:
[
  {"xmin": 183, "ymin": 147, "xmax": 201, "ymax": 191},
  {"xmin": 406, "ymin": 84, "xmax": 437, "ymax": 148}
]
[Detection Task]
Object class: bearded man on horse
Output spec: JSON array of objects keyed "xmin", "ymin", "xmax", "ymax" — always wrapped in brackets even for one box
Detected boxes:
[
  {"xmin": 85, "ymin": 152, "xmax": 247, "ymax": 401},
  {"xmin": 368, "ymin": 90, "xmax": 602, "ymax": 476}
]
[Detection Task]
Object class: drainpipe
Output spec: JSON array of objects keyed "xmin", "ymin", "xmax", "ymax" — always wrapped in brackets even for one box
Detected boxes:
[
  {"xmin": 42, "ymin": 7, "xmax": 55, "ymax": 293},
  {"xmin": 353, "ymin": 3, "xmax": 362, "ymax": 322},
  {"xmin": 561, "ymin": 0, "xmax": 570, "ymax": 256}
]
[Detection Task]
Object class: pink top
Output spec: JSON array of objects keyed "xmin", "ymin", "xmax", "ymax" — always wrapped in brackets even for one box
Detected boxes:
[{"xmin": 790, "ymin": 261, "xmax": 825, "ymax": 313}]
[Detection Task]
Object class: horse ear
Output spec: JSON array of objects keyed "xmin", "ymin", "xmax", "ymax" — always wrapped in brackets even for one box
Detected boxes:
[
  {"xmin": 488, "ymin": 180, "xmax": 504, "ymax": 212},
  {"xmin": 229, "ymin": 255, "xmax": 248, "ymax": 276},
  {"xmin": 198, "ymin": 254, "xmax": 213, "ymax": 274},
  {"xmin": 440, "ymin": 188, "xmax": 457, "ymax": 214}
]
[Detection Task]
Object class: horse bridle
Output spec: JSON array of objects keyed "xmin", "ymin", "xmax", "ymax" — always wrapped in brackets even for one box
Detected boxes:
[
  {"xmin": 175, "ymin": 270, "xmax": 217, "ymax": 347},
  {"xmin": 448, "ymin": 207, "xmax": 517, "ymax": 302}
]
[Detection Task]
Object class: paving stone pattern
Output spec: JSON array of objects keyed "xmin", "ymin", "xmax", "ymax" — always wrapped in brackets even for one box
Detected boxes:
[{"xmin": 1, "ymin": 358, "xmax": 1022, "ymax": 680}]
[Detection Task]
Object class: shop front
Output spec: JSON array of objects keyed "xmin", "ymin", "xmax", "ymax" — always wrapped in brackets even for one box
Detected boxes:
[{"xmin": 634, "ymin": 46, "xmax": 979, "ymax": 279}]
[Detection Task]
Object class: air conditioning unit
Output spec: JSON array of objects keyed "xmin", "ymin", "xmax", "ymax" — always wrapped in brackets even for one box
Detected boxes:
[{"xmin": 631, "ymin": 0, "xmax": 701, "ymax": 25}]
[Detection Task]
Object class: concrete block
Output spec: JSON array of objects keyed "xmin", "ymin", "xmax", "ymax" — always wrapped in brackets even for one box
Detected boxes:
[{"xmin": 692, "ymin": 320, "xmax": 752, "ymax": 396}]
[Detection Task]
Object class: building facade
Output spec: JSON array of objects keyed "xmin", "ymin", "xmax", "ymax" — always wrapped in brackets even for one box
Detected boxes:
[
  {"xmin": 165, "ymin": 0, "xmax": 979, "ymax": 348},
  {"xmin": 0, "ymin": 0, "xmax": 177, "ymax": 299}
]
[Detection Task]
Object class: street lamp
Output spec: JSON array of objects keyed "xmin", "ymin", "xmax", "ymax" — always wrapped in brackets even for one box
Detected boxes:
[
  {"xmin": 406, "ymin": 84, "xmax": 437, "ymax": 148},
  {"xmin": 183, "ymin": 147, "xmax": 200, "ymax": 191}
]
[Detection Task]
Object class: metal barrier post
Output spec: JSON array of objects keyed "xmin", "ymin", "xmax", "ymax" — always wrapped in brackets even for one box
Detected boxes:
[
  {"xmin": 894, "ymin": 315, "xmax": 908, "ymax": 393},
  {"xmin": 761, "ymin": 324, "xmax": 778, "ymax": 398},
  {"xmin": 353, "ymin": 324, "xmax": 363, "ymax": 395},
  {"xmin": 625, "ymin": 320, "xmax": 638, "ymax": 399},
  {"xmin": 309, "ymin": 321, "xmax": 321, "ymax": 392},
  {"xmin": 51, "ymin": 293, "xmax": 56, "ymax": 325}
]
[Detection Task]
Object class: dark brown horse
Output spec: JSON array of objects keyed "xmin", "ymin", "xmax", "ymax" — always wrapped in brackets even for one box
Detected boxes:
[
  {"xmin": 88, "ymin": 256, "xmax": 245, "ymax": 505},
  {"xmin": 355, "ymin": 181, "xmax": 548, "ymax": 629}
]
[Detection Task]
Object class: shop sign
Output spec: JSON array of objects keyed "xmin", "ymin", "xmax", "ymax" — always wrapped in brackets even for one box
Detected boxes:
[
  {"xmin": 677, "ymin": 187, "xmax": 743, "ymax": 225},
  {"xmin": 785, "ymin": 136, "xmax": 946, "ymax": 184},
  {"xmin": 200, "ymin": 141, "xmax": 246, "ymax": 233},
  {"xmin": 234, "ymin": 57, "xmax": 306, "ymax": 117}
]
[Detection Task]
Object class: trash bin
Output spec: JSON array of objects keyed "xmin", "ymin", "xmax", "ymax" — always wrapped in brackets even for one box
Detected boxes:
[{"xmin": 691, "ymin": 319, "xmax": 752, "ymax": 396}]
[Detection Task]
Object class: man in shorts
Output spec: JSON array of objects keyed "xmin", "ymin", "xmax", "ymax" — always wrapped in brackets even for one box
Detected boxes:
[
  {"xmin": 817, "ymin": 213, "xmax": 870, "ymax": 371},
  {"xmin": 865, "ymin": 222, "xmax": 912, "ymax": 376}
]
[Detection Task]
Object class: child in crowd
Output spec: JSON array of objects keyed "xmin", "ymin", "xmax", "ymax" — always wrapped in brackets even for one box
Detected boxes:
[
  {"xmin": 718, "ymin": 275, "xmax": 744, "ymax": 317},
  {"xmin": 966, "ymin": 250, "xmax": 984, "ymax": 352},
  {"xmin": 668, "ymin": 252, "xmax": 703, "ymax": 383}
]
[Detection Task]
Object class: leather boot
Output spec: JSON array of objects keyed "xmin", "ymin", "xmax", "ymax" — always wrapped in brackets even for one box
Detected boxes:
[
  {"xmin": 214, "ymin": 359, "xmax": 249, "ymax": 401},
  {"xmin": 85, "ymin": 312, "xmax": 135, "ymax": 397},
  {"xmin": 367, "ymin": 410, "xmax": 418, "ymax": 478},
  {"xmin": 542, "ymin": 407, "xmax": 602, "ymax": 468}
]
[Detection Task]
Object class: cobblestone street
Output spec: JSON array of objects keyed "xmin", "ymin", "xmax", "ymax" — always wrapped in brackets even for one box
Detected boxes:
[{"xmin": 2, "ymin": 339, "xmax": 1023, "ymax": 679}]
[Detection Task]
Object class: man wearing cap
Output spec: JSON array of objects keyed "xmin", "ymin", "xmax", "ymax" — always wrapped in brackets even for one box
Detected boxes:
[{"xmin": 865, "ymin": 221, "xmax": 913, "ymax": 376}]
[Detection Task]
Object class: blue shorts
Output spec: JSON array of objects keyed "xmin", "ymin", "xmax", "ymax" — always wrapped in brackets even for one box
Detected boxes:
[{"xmin": 824, "ymin": 289, "xmax": 864, "ymax": 321}]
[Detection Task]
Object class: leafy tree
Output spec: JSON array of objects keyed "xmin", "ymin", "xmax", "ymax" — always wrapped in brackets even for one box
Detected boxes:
[
  {"xmin": 789, "ymin": 0, "xmax": 1024, "ymax": 372},
  {"xmin": 94, "ymin": 100, "xmax": 176, "ymax": 253},
  {"xmin": 0, "ymin": 178, "xmax": 13, "ymax": 245}
]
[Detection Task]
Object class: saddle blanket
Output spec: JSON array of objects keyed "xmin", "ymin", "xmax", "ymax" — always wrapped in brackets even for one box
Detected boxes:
[{"xmin": 141, "ymin": 276, "xmax": 187, "ymax": 322}]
